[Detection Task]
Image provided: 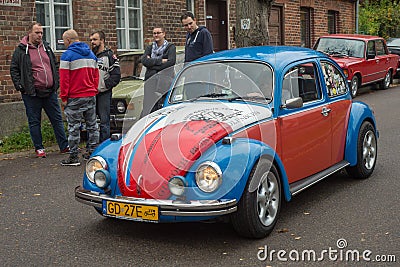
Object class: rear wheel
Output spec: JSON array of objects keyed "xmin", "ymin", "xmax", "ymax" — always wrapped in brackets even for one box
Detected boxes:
[
  {"xmin": 350, "ymin": 76, "xmax": 359, "ymax": 98},
  {"xmin": 346, "ymin": 121, "xmax": 377, "ymax": 179},
  {"xmin": 231, "ymin": 158, "xmax": 281, "ymax": 238},
  {"xmin": 379, "ymin": 70, "xmax": 391, "ymax": 89}
]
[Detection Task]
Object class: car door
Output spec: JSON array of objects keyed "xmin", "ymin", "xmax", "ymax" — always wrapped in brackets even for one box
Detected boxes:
[
  {"xmin": 320, "ymin": 61, "xmax": 352, "ymax": 163},
  {"xmin": 277, "ymin": 61, "xmax": 332, "ymax": 184},
  {"xmin": 365, "ymin": 40, "xmax": 384, "ymax": 83}
]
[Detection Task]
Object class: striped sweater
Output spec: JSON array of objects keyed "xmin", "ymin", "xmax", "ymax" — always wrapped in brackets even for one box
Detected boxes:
[{"xmin": 59, "ymin": 42, "xmax": 99, "ymax": 102}]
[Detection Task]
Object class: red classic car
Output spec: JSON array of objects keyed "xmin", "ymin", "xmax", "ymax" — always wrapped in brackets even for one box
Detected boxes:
[{"xmin": 314, "ymin": 34, "xmax": 399, "ymax": 97}]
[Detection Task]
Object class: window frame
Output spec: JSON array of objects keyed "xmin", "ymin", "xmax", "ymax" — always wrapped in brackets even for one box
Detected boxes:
[
  {"xmin": 320, "ymin": 61, "xmax": 348, "ymax": 98},
  {"xmin": 35, "ymin": 0, "xmax": 73, "ymax": 51},
  {"xmin": 327, "ymin": 10, "xmax": 338, "ymax": 34},
  {"xmin": 116, "ymin": 0, "xmax": 144, "ymax": 51}
]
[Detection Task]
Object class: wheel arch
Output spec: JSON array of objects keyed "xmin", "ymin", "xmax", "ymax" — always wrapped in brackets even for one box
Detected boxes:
[
  {"xmin": 223, "ymin": 138, "xmax": 292, "ymax": 203},
  {"xmin": 345, "ymin": 101, "xmax": 378, "ymax": 166}
]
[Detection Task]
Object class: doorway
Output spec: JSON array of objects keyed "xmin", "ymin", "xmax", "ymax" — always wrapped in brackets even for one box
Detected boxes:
[{"xmin": 206, "ymin": 0, "xmax": 228, "ymax": 51}]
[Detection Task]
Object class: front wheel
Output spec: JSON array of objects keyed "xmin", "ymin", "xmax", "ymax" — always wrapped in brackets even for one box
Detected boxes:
[
  {"xmin": 231, "ymin": 158, "xmax": 282, "ymax": 238},
  {"xmin": 350, "ymin": 76, "xmax": 359, "ymax": 98},
  {"xmin": 379, "ymin": 70, "xmax": 391, "ymax": 89},
  {"xmin": 346, "ymin": 121, "xmax": 377, "ymax": 179}
]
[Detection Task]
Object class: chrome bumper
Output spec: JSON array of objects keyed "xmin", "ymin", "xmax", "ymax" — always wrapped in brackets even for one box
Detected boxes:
[{"xmin": 75, "ymin": 186, "xmax": 237, "ymax": 217}]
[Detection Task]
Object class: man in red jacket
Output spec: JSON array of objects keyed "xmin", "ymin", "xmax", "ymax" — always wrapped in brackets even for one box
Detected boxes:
[{"xmin": 60, "ymin": 29, "xmax": 99, "ymax": 166}]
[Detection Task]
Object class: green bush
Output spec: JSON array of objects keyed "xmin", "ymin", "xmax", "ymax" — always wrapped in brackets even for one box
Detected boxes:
[
  {"xmin": 0, "ymin": 120, "xmax": 64, "ymax": 154},
  {"xmin": 359, "ymin": 0, "xmax": 400, "ymax": 39}
]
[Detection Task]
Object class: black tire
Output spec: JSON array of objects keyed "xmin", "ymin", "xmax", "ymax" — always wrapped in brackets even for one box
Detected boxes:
[
  {"xmin": 379, "ymin": 70, "xmax": 391, "ymax": 89},
  {"xmin": 350, "ymin": 76, "xmax": 359, "ymax": 98},
  {"xmin": 346, "ymin": 121, "xmax": 377, "ymax": 179},
  {"xmin": 231, "ymin": 158, "xmax": 282, "ymax": 238}
]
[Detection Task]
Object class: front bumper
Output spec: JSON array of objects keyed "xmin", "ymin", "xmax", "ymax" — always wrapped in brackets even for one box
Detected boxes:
[{"xmin": 75, "ymin": 186, "xmax": 237, "ymax": 217}]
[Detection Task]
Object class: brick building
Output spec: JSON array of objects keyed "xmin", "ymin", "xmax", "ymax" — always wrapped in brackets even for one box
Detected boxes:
[{"xmin": 0, "ymin": 0, "xmax": 357, "ymax": 137}]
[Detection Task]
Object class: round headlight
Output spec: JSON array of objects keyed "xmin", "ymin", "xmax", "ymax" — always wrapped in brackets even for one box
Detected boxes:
[
  {"xmin": 195, "ymin": 161, "xmax": 222, "ymax": 193},
  {"xmin": 86, "ymin": 156, "xmax": 107, "ymax": 183},
  {"xmin": 168, "ymin": 176, "xmax": 186, "ymax": 196},
  {"xmin": 94, "ymin": 169, "xmax": 111, "ymax": 189},
  {"xmin": 116, "ymin": 101, "xmax": 126, "ymax": 113}
]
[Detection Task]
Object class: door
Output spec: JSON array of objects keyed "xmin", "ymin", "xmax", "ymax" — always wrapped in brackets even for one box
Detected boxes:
[
  {"xmin": 206, "ymin": 0, "xmax": 228, "ymax": 51},
  {"xmin": 269, "ymin": 5, "xmax": 284, "ymax": 45},
  {"xmin": 278, "ymin": 62, "xmax": 332, "ymax": 183}
]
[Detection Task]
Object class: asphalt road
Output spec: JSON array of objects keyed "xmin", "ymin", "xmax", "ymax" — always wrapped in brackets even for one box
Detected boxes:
[{"xmin": 1, "ymin": 85, "xmax": 399, "ymax": 266}]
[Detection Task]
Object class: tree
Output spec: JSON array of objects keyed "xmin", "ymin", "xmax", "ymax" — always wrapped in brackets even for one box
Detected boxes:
[
  {"xmin": 235, "ymin": 0, "xmax": 275, "ymax": 47},
  {"xmin": 359, "ymin": 0, "xmax": 400, "ymax": 38}
]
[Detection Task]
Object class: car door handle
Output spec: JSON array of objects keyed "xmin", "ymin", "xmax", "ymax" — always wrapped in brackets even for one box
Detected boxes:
[{"xmin": 321, "ymin": 107, "xmax": 331, "ymax": 117}]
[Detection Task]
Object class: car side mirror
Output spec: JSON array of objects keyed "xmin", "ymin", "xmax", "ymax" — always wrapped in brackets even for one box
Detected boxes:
[
  {"xmin": 367, "ymin": 52, "xmax": 375, "ymax": 59},
  {"xmin": 283, "ymin": 97, "xmax": 303, "ymax": 109}
]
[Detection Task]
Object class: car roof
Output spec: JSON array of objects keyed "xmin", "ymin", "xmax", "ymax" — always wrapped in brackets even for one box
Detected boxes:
[
  {"xmin": 194, "ymin": 46, "xmax": 328, "ymax": 70},
  {"xmin": 318, "ymin": 34, "xmax": 383, "ymax": 41}
]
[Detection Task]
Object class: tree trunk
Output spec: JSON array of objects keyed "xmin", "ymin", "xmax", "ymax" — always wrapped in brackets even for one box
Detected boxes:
[{"xmin": 235, "ymin": 0, "xmax": 274, "ymax": 47}]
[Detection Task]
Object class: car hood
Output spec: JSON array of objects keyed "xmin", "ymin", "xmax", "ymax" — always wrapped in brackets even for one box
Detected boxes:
[
  {"xmin": 117, "ymin": 101, "xmax": 272, "ymax": 199},
  {"xmin": 112, "ymin": 79, "xmax": 144, "ymax": 98},
  {"xmin": 330, "ymin": 56, "xmax": 363, "ymax": 68}
]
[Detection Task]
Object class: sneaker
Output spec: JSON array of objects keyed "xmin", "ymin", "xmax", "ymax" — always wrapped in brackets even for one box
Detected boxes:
[
  {"xmin": 82, "ymin": 152, "xmax": 91, "ymax": 160},
  {"xmin": 35, "ymin": 149, "xmax": 46, "ymax": 158},
  {"xmin": 60, "ymin": 146, "xmax": 70, "ymax": 154},
  {"xmin": 61, "ymin": 155, "xmax": 81, "ymax": 166}
]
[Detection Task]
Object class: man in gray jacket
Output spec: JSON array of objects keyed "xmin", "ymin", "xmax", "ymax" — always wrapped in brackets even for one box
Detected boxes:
[{"xmin": 90, "ymin": 31, "xmax": 121, "ymax": 143}]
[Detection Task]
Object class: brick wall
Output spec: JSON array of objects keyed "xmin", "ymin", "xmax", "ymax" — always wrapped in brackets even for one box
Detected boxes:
[
  {"xmin": 0, "ymin": 0, "xmax": 356, "ymax": 105},
  {"xmin": 0, "ymin": 0, "xmax": 36, "ymax": 103}
]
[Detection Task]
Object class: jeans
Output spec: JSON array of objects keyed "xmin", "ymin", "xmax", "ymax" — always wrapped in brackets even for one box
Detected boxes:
[
  {"xmin": 64, "ymin": 97, "xmax": 99, "ymax": 155},
  {"xmin": 22, "ymin": 92, "xmax": 68, "ymax": 151},
  {"xmin": 96, "ymin": 90, "xmax": 112, "ymax": 143}
]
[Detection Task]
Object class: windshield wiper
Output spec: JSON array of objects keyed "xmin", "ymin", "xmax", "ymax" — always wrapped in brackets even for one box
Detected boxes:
[
  {"xmin": 189, "ymin": 93, "xmax": 228, "ymax": 102},
  {"xmin": 227, "ymin": 95, "xmax": 271, "ymax": 102},
  {"xmin": 328, "ymin": 51, "xmax": 348, "ymax": 57}
]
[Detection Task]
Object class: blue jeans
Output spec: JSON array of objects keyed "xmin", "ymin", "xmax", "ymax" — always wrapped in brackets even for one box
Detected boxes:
[
  {"xmin": 22, "ymin": 92, "xmax": 68, "ymax": 151},
  {"xmin": 96, "ymin": 90, "xmax": 112, "ymax": 143}
]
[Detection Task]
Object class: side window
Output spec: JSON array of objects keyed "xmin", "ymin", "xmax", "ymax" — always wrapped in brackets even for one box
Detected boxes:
[
  {"xmin": 367, "ymin": 41, "xmax": 376, "ymax": 57},
  {"xmin": 321, "ymin": 61, "xmax": 347, "ymax": 97},
  {"xmin": 282, "ymin": 63, "xmax": 320, "ymax": 105},
  {"xmin": 376, "ymin": 40, "xmax": 386, "ymax": 55}
]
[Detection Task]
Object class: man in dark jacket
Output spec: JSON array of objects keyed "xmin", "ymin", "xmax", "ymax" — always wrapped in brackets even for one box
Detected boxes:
[
  {"xmin": 10, "ymin": 22, "xmax": 69, "ymax": 158},
  {"xmin": 180, "ymin": 11, "xmax": 214, "ymax": 62},
  {"xmin": 90, "ymin": 31, "xmax": 121, "ymax": 143},
  {"xmin": 140, "ymin": 27, "xmax": 176, "ymax": 117}
]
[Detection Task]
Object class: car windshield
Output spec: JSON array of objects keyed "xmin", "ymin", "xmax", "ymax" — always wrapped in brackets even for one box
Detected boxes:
[
  {"xmin": 169, "ymin": 61, "xmax": 273, "ymax": 104},
  {"xmin": 387, "ymin": 38, "xmax": 400, "ymax": 46},
  {"xmin": 315, "ymin": 38, "xmax": 365, "ymax": 58}
]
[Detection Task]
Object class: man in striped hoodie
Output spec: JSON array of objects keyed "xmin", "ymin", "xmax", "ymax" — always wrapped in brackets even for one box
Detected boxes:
[{"xmin": 60, "ymin": 29, "xmax": 99, "ymax": 166}]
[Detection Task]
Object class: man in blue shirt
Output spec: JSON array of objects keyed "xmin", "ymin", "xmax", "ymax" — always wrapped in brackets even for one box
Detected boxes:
[{"xmin": 180, "ymin": 11, "xmax": 214, "ymax": 62}]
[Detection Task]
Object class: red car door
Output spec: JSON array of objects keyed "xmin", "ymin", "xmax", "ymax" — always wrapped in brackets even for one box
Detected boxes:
[{"xmin": 278, "ymin": 62, "xmax": 332, "ymax": 184}]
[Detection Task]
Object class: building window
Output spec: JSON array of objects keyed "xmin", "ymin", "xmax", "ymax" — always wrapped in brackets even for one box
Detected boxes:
[
  {"xmin": 35, "ymin": 0, "xmax": 73, "ymax": 51},
  {"xmin": 186, "ymin": 0, "xmax": 194, "ymax": 13},
  {"xmin": 116, "ymin": 0, "xmax": 143, "ymax": 50},
  {"xmin": 300, "ymin": 7, "xmax": 312, "ymax": 48},
  {"xmin": 328, "ymin": 10, "xmax": 338, "ymax": 34}
]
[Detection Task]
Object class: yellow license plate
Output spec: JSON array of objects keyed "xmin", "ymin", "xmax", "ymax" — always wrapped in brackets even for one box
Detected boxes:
[{"xmin": 104, "ymin": 201, "xmax": 159, "ymax": 221}]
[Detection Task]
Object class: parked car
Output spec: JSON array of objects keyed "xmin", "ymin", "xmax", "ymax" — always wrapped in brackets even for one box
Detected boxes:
[
  {"xmin": 110, "ymin": 47, "xmax": 185, "ymax": 132},
  {"xmin": 314, "ymin": 34, "xmax": 399, "ymax": 97},
  {"xmin": 75, "ymin": 46, "xmax": 378, "ymax": 238},
  {"xmin": 387, "ymin": 38, "xmax": 400, "ymax": 77}
]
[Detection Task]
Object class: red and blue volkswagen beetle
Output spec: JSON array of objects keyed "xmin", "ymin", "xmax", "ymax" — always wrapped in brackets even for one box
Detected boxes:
[{"xmin": 75, "ymin": 46, "xmax": 378, "ymax": 238}]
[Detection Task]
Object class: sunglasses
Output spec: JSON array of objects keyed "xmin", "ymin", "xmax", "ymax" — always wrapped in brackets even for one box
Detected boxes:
[
  {"xmin": 153, "ymin": 32, "xmax": 163, "ymax": 35},
  {"xmin": 183, "ymin": 21, "xmax": 194, "ymax": 27}
]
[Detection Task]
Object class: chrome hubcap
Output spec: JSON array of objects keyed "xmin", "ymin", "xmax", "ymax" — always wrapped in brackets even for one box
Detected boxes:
[
  {"xmin": 257, "ymin": 172, "xmax": 279, "ymax": 226},
  {"xmin": 384, "ymin": 72, "xmax": 390, "ymax": 87},
  {"xmin": 363, "ymin": 130, "xmax": 377, "ymax": 170},
  {"xmin": 351, "ymin": 78, "xmax": 358, "ymax": 96}
]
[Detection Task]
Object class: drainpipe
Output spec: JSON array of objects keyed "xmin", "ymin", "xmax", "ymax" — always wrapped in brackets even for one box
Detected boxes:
[{"xmin": 355, "ymin": 0, "xmax": 359, "ymax": 33}]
